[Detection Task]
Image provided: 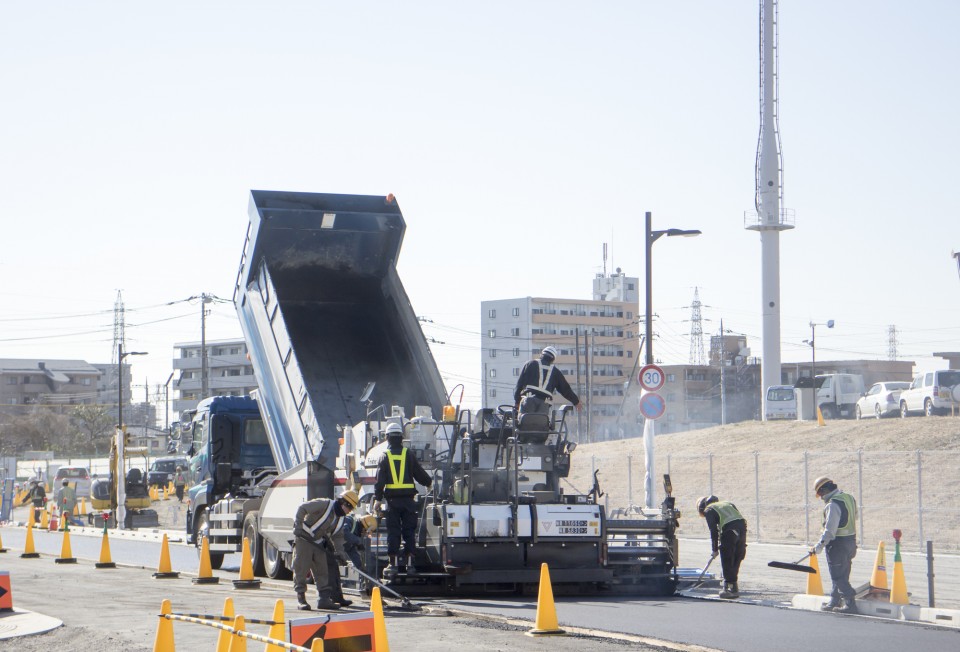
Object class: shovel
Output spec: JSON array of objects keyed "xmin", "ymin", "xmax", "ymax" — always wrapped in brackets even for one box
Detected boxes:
[
  {"xmin": 768, "ymin": 552, "xmax": 816, "ymax": 573},
  {"xmin": 681, "ymin": 554, "xmax": 716, "ymax": 594}
]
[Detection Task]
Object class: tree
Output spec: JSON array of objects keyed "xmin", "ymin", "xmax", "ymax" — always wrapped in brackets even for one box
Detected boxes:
[
  {"xmin": 3, "ymin": 408, "xmax": 72, "ymax": 453},
  {"xmin": 71, "ymin": 405, "xmax": 115, "ymax": 455}
]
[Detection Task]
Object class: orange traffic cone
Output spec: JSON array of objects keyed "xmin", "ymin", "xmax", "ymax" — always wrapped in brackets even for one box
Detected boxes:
[
  {"xmin": 0, "ymin": 530, "xmax": 7, "ymax": 553},
  {"xmin": 371, "ymin": 587, "xmax": 390, "ymax": 652},
  {"xmin": 890, "ymin": 531, "xmax": 909, "ymax": 604},
  {"xmin": 816, "ymin": 407, "xmax": 826, "ymax": 426},
  {"xmin": 527, "ymin": 563, "xmax": 565, "ymax": 636},
  {"xmin": 310, "ymin": 638, "xmax": 325, "ymax": 651},
  {"xmin": 806, "ymin": 553, "xmax": 824, "ymax": 596},
  {"xmin": 153, "ymin": 533, "xmax": 180, "ymax": 579},
  {"xmin": 153, "ymin": 599, "xmax": 176, "ymax": 652},
  {"xmin": 232, "ymin": 537, "xmax": 260, "ymax": 589},
  {"xmin": 79, "ymin": 497, "xmax": 87, "ymax": 516},
  {"xmin": 266, "ymin": 600, "xmax": 286, "ymax": 652},
  {"xmin": 55, "ymin": 526, "xmax": 77, "ymax": 564},
  {"xmin": 229, "ymin": 615, "xmax": 247, "ymax": 652},
  {"xmin": 192, "ymin": 536, "xmax": 219, "ymax": 584},
  {"xmin": 20, "ymin": 519, "xmax": 40, "ymax": 558},
  {"xmin": 215, "ymin": 598, "xmax": 235, "ymax": 652},
  {"xmin": 870, "ymin": 541, "xmax": 888, "ymax": 590},
  {"xmin": 96, "ymin": 524, "xmax": 116, "ymax": 569},
  {"xmin": 40, "ymin": 506, "xmax": 50, "ymax": 530}
]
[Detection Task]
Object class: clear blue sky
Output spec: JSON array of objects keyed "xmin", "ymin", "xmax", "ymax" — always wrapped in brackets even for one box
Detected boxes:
[{"xmin": 1, "ymin": 2, "xmax": 957, "ymax": 412}]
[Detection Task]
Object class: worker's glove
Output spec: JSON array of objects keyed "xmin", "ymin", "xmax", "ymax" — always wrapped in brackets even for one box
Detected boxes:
[
  {"xmin": 710, "ymin": 550, "xmax": 719, "ymax": 560},
  {"xmin": 373, "ymin": 500, "xmax": 384, "ymax": 515},
  {"xmin": 810, "ymin": 542, "xmax": 823, "ymax": 555},
  {"xmin": 293, "ymin": 526, "xmax": 306, "ymax": 539},
  {"xmin": 335, "ymin": 551, "xmax": 348, "ymax": 565}
]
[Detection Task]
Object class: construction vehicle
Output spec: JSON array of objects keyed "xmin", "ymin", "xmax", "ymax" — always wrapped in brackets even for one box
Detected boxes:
[
  {"xmin": 186, "ymin": 189, "xmax": 679, "ymax": 595},
  {"xmin": 89, "ymin": 426, "xmax": 159, "ymax": 529}
]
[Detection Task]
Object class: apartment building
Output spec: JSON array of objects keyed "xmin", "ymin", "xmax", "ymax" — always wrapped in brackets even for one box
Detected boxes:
[
  {"xmin": 0, "ymin": 359, "xmax": 102, "ymax": 410},
  {"xmin": 480, "ymin": 271, "xmax": 641, "ymax": 442},
  {"xmin": 172, "ymin": 338, "xmax": 257, "ymax": 415}
]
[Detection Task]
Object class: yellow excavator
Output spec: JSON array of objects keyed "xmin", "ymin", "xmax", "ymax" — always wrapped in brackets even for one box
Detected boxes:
[{"xmin": 89, "ymin": 426, "xmax": 159, "ymax": 529}]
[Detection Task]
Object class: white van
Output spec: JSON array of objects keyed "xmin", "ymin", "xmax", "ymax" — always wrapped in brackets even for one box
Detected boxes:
[{"xmin": 765, "ymin": 385, "xmax": 797, "ymax": 420}]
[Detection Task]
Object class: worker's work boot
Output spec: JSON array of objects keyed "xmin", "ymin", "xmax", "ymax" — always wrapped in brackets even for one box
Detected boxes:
[
  {"xmin": 718, "ymin": 583, "xmax": 736, "ymax": 599},
  {"xmin": 820, "ymin": 596, "xmax": 842, "ymax": 612},
  {"xmin": 316, "ymin": 596, "xmax": 340, "ymax": 611},
  {"xmin": 406, "ymin": 554, "xmax": 418, "ymax": 576},
  {"xmin": 296, "ymin": 593, "xmax": 311, "ymax": 611},
  {"xmin": 384, "ymin": 555, "xmax": 399, "ymax": 579},
  {"xmin": 834, "ymin": 598, "xmax": 858, "ymax": 614},
  {"xmin": 336, "ymin": 597, "xmax": 354, "ymax": 608},
  {"xmin": 728, "ymin": 582, "xmax": 740, "ymax": 598}
]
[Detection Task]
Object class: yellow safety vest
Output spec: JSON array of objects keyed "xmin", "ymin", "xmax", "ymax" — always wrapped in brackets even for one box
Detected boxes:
[
  {"xmin": 385, "ymin": 448, "xmax": 415, "ymax": 490},
  {"xmin": 824, "ymin": 491, "xmax": 857, "ymax": 538},
  {"xmin": 705, "ymin": 501, "xmax": 744, "ymax": 529}
]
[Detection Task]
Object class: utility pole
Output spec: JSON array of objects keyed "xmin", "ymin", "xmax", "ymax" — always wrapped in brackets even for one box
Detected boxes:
[
  {"xmin": 200, "ymin": 293, "xmax": 212, "ymax": 400},
  {"xmin": 719, "ymin": 319, "xmax": 727, "ymax": 426},
  {"xmin": 163, "ymin": 372, "xmax": 174, "ymax": 431}
]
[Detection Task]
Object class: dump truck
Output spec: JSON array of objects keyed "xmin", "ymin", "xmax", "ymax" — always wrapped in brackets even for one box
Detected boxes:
[{"xmin": 187, "ymin": 189, "xmax": 679, "ymax": 594}]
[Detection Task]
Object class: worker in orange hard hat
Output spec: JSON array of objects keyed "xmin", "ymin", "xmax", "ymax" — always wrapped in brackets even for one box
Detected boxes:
[
  {"xmin": 810, "ymin": 476, "xmax": 858, "ymax": 614},
  {"xmin": 292, "ymin": 489, "xmax": 359, "ymax": 611}
]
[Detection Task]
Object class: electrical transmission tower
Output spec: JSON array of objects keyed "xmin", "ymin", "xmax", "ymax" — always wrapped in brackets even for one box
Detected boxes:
[
  {"xmin": 687, "ymin": 287, "xmax": 706, "ymax": 366},
  {"xmin": 888, "ymin": 325, "xmax": 898, "ymax": 361},
  {"xmin": 111, "ymin": 290, "xmax": 126, "ymax": 364}
]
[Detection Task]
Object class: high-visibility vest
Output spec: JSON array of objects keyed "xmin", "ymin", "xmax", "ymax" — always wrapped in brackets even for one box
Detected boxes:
[
  {"xmin": 823, "ymin": 491, "xmax": 857, "ymax": 538},
  {"xmin": 303, "ymin": 499, "xmax": 345, "ymax": 538},
  {"xmin": 705, "ymin": 501, "xmax": 744, "ymax": 529},
  {"xmin": 385, "ymin": 448, "xmax": 416, "ymax": 490},
  {"xmin": 523, "ymin": 361, "xmax": 555, "ymax": 399}
]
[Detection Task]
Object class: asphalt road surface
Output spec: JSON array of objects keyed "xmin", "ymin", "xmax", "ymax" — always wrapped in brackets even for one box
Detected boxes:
[{"xmin": 3, "ymin": 526, "xmax": 958, "ymax": 652}]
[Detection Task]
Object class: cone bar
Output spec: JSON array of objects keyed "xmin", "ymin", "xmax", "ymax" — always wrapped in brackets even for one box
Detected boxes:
[
  {"xmin": 193, "ymin": 536, "xmax": 220, "ymax": 584},
  {"xmin": 153, "ymin": 533, "xmax": 180, "ymax": 579},
  {"xmin": 526, "ymin": 563, "xmax": 566, "ymax": 636}
]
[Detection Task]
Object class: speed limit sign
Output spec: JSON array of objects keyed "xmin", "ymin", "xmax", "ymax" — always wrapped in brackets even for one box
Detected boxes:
[{"xmin": 638, "ymin": 364, "xmax": 665, "ymax": 392}]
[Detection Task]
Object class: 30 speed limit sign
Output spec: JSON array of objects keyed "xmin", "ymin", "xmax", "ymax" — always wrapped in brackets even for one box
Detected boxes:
[{"xmin": 638, "ymin": 364, "xmax": 665, "ymax": 392}]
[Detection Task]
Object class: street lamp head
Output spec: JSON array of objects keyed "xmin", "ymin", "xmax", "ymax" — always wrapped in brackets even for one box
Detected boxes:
[
  {"xmin": 826, "ymin": 320, "xmax": 835, "ymax": 329},
  {"xmin": 664, "ymin": 229, "xmax": 702, "ymax": 238}
]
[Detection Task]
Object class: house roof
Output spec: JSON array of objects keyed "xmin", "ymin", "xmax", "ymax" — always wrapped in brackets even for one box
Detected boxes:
[{"xmin": 0, "ymin": 359, "xmax": 101, "ymax": 376}]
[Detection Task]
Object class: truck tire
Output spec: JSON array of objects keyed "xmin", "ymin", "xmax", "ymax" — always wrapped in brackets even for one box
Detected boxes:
[
  {"xmin": 263, "ymin": 537, "xmax": 292, "ymax": 580},
  {"xmin": 195, "ymin": 509, "xmax": 224, "ymax": 570},
  {"xmin": 243, "ymin": 512, "xmax": 266, "ymax": 577}
]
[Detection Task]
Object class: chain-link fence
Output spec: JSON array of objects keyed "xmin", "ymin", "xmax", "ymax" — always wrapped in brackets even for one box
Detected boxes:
[
  {"xmin": 15, "ymin": 457, "xmax": 111, "ymax": 483},
  {"xmin": 572, "ymin": 450, "xmax": 960, "ymax": 553}
]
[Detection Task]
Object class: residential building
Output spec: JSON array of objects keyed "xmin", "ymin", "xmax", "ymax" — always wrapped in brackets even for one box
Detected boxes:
[
  {"xmin": 173, "ymin": 338, "xmax": 257, "ymax": 415},
  {"xmin": 0, "ymin": 359, "xmax": 102, "ymax": 411},
  {"xmin": 480, "ymin": 271, "xmax": 641, "ymax": 442}
]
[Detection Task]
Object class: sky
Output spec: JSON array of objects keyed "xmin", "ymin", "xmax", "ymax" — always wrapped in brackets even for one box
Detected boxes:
[{"xmin": 1, "ymin": 1, "xmax": 958, "ymax": 420}]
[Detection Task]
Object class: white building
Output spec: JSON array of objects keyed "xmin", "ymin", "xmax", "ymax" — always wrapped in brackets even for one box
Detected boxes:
[
  {"xmin": 480, "ymin": 271, "xmax": 641, "ymax": 442},
  {"xmin": 172, "ymin": 338, "xmax": 257, "ymax": 415}
]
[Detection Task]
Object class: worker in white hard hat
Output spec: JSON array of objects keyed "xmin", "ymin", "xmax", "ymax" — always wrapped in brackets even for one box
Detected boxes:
[
  {"xmin": 697, "ymin": 495, "xmax": 748, "ymax": 599},
  {"xmin": 373, "ymin": 422, "xmax": 432, "ymax": 578},
  {"xmin": 810, "ymin": 476, "xmax": 858, "ymax": 614},
  {"xmin": 513, "ymin": 346, "xmax": 582, "ymax": 417},
  {"xmin": 291, "ymin": 489, "xmax": 359, "ymax": 611}
]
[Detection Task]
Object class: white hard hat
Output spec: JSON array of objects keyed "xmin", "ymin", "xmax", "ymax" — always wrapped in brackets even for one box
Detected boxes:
[
  {"xmin": 384, "ymin": 422, "xmax": 404, "ymax": 438},
  {"xmin": 541, "ymin": 346, "xmax": 558, "ymax": 360}
]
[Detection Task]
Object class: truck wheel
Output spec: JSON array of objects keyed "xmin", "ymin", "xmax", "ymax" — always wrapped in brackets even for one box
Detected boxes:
[
  {"xmin": 196, "ymin": 510, "xmax": 224, "ymax": 570},
  {"xmin": 263, "ymin": 537, "xmax": 292, "ymax": 580},
  {"xmin": 243, "ymin": 512, "xmax": 266, "ymax": 577}
]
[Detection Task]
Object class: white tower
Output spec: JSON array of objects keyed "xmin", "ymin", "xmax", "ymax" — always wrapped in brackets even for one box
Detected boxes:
[{"xmin": 746, "ymin": 0, "xmax": 794, "ymax": 418}]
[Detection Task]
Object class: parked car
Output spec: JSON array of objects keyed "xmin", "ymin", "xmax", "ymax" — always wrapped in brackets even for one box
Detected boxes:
[
  {"xmin": 52, "ymin": 466, "xmax": 92, "ymax": 498},
  {"xmin": 147, "ymin": 456, "xmax": 190, "ymax": 487},
  {"xmin": 900, "ymin": 370, "xmax": 960, "ymax": 417},
  {"xmin": 855, "ymin": 381, "xmax": 911, "ymax": 419}
]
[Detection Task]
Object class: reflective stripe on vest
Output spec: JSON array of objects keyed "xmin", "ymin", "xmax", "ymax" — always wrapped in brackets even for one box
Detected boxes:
[
  {"xmin": 705, "ymin": 501, "xmax": 744, "ymax": 529},
  {"xmin": 305, "ymin": 501, "xmax": 336, "ymax": 536},
  {"xmin": 823, "ymin": 491, "xmax": 857, "ymax": 538},
  {"xmin": 385, "ymin": 448, "xmax": 415, "ymax": 490},
  {"xmin": 523, "ymin": 361, "xmax": 555, "ymax": 398}
]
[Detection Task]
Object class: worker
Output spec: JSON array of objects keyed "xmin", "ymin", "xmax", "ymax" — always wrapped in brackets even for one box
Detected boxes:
[
  {"xmin": 292, "ymin": 489, "xmax": 359, "ymax": 611},
  {"xmin": 325, "ymin": 512, "xmax": 379, "ymax": 607},
  {"xmin": 697, "ymin": 495, "xmax": 747, "ymax": 599},
  {"xmin": 513, "ymin": 346, "xmax": 582, "ymax": 416},
  {"xmin": 810, "ymin": 476, "xmax": 858, "ymax": 613},
  {"xmin": 58, "ymin": 480, "xmax": 78, "ymax": 524},
  {"xmin": 29, "ymin": 480, "xmax": 47, "ymax": 521},
  {"xmin": 173, "ymin": 466, "xmax": 187, "ymax": 503},
  {"xmin": 373, "ymin": 422, "xmax": 432, "ymax": 577}
]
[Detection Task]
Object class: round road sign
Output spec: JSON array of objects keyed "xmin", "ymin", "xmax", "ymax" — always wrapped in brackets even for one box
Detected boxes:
[
  {"xmin": 638, "ymin": 364, "xmax": 665, "ymax": 392},
  {"xmin": 639, "ymin": 392, "xmax": 666, "ymax": 420}
]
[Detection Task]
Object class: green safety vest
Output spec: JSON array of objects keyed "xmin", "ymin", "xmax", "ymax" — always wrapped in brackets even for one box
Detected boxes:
[
  {"xmin": 385, "ymin": 448, "xmax": 415, "ymax": 490},
  {"xmin": 824, "ymin": 491, "xmax": 857, "ymax": 538},
  {"xmin": 705, "ymin": 501, "xmax": 744, "ymax": 529}
]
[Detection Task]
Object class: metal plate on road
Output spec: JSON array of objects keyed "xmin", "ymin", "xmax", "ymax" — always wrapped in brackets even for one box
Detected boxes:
[
  {"xmin": 638, "ymin": 364, "xmax": 665, "ymax": 392},
  {"xmin": 639, "ymin": 392, "xmax": 666, "ymax": 420}
]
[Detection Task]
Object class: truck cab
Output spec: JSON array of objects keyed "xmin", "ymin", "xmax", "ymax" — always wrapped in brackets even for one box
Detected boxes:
[
  {"xmin": 184, "ymin": 396, "xmax": 274, "ymax": 568},
  {"xmin": 815, "ymin": 373, "xmax": 864, "ymax": 419}
]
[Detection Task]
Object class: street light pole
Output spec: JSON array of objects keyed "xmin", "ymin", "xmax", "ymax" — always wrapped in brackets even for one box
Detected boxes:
[
  {"xmin": 804, "ymin": 320, "xmax": 833, "ymax": 417},
  {"xmin": 642, "ymin": 212, "xmax": 701, "ymax": 508},
  {"xmin": 116, "ymin": 344, "xmax": 147, "ymax": 530}
]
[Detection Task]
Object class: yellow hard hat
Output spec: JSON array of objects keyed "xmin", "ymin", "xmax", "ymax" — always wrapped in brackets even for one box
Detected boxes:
[
  {"xmin": 359, "ymin": 514, "xmax": 378, "ymax": 532},
  {"xmin": 339, "ymin": 490, "xmax": 360, "ymax": 509},
  {"xmin": 813, "ymin": 476, "xmax": 833, "ymax": 494}
]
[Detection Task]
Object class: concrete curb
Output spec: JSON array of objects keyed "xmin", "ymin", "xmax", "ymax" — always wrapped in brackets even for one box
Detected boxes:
[
  {"xmin": 0, "ymin": 608, "xmax": 63, "ymax": 640},
  {"xmin": 791, "ymin": 594, "xmax": 960, "ymax": 628}
]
